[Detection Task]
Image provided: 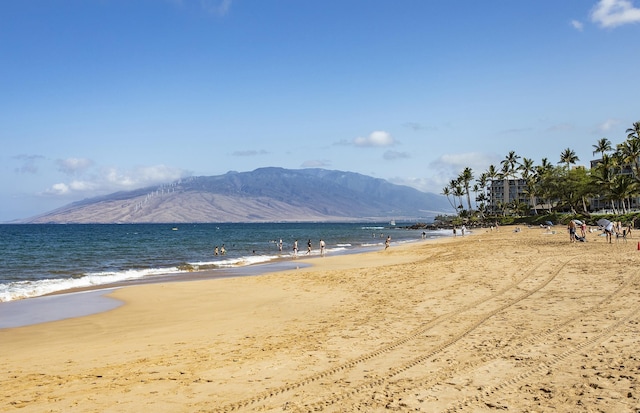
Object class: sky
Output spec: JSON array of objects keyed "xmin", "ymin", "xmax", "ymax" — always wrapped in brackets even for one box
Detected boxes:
[{"xmin": 1, "ymin": 0, "xmax": 640, "ymax": 222}]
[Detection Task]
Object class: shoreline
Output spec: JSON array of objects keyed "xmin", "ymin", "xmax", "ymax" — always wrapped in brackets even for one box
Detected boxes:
[
  {"xmin": 0, "ymin": 223, "xmax": 440, "ymax": 304},
  {"xmin": 0, "ymin": 238, "xmax": 420, "ymax": 329},
  {"xmin": 0, "ymin": 258, "xmax": 315, "ymax": 329},
  {"xmin": 3, "ymin": 225, "xmax": 638, "ymax": 412}
]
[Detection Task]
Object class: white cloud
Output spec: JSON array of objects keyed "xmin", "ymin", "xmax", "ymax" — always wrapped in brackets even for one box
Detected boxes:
[
  {"xmin": 571, "ymin": 19, "xmax": 584, "ymax": 31},
  {"xmin": 56, "ymin": 157, "xmax": 93, "ymax": 175},
  {"xmin": 45, "ymin": 183, "xmax": 70, "ymax": 196},
  {"xmin": 68, "ymin": 180, "xmax": 99, "ymax": 191},
  {"xmin": 424, "ymin": 152, "xmax": 501, "ymax": 193},
  {"xmin": 118, "ymin": 165, "xmax": 186, "ymax": 187},
  {"xmin": 45, "ymin": 180, "xmax": 99, "ymax": 196},
  {"xmin": 388, "ymin": 176, "xmax": 436, "ymax": 193},
  {"xmin": 595, "ymin": 118, "xmax": 620, "ymax": 133},
  {"xmin": 353, "ymin": 131, "xmax": 396, "ymax": 147},
  {"xmin": 43, "ymin": 164, "xmax": 189, "ymax": 198},
  {"xmin": 382, "ymin": 153, "xmax": 502, "ymax": 195},
  {"xmin": 104, "ymin": 168, "xmax": 137, "ymax": 187},
  {"xmin": 591, "ymin": 0, "xmax": 640, "ymax": 28},
  {"xmin": 430, "ymin": 152, "xmax": 500, "ymax": 171}
]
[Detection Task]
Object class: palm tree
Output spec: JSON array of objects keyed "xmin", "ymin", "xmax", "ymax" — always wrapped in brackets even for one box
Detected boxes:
[
  {"xmin": 447, "ymin": 178, "xmax": 464, "ymax": 214},
  {"xmin": 559, "ymin": 148, "xmax": 579, "ymax": 169},
  {"xmin": 610, "ymin": 174, "xmax": 637, "ymax": 213},
  {"xmin": 485, "ymin": 165, "xmax": 499, "ymax": 214},
  {"xmin": 591, "ymin": 153, "xmax": 616, "ymax": 212},
  {"xmin": 459, "ymin": 167, "xmax": 474, "ymax": 212},
  {"xmin": 452, "ymin": 184, "xmax": 465, "ymax": 214},
  {"xmin": 536, "ymin": 159, "xmax": 559, "ymax": 213},
  {"xmin": 500, "ymin": 151, "xmax": 521, "ymax": 207},
  {"xmin": 617, "ymin": 137, "xmax": 640, "ymax": 181},
  {"xmin": 539, "ymin": 157, "xmax": 553, "ymax": 173},
  {"xmin": 500, "ymin": 162, "xmax": 511, "ymax": 206},
  {"xmin": 472, "ymin": 183, "xmax": 481, "ymax": 213},
  {"xmin": 475, "ymin": 172, "xmax": 488, "ymax": 215},
  {"xmin": 520, "ymin": 157, "xmax": 537, "ymax": 214},
  {"xmin": 592, "ymin": 138, "xmax": 612, "ymax": 157},
  {"xmin": 441, "ymin": 186, "xmax": 456, "ymax": 212},
  {"xmin": 626, "ymin": 121, "xmax": 640, "ymax": 141}
]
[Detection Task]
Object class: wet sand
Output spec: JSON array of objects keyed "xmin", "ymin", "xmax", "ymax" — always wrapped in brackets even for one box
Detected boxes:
[{"xmin": 2, "ymin": 225, "xmax": 639, "ymax": 412}]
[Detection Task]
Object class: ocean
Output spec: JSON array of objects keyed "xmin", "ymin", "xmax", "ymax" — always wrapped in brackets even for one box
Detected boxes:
[{"xmin": 0, "ymin": 222, "xmax": 450, "ymax": 303}]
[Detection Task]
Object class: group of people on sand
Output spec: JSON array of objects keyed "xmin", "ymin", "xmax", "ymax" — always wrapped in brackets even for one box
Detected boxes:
[
  {"xmin": 567, "ymin": 220, "xmax": 632, "ymax": 244},
  {"xmin": 602, "ymin": 220, "xmax": 632, "ymax": 244},
  {"xmin": 566, "ymin": 220, "xmax": 587, "ymax": 243}
]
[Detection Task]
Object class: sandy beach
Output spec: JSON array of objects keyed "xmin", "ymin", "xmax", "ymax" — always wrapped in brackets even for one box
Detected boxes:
[{"xmin": 2, "ymin": 225, "xmax": 640, "ymax": 412}]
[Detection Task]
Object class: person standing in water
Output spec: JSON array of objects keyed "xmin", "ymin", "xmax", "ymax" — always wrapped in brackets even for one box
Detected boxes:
[{"xmin": 319, "ymin": 239, "xmax": 326, "ymax": 257}]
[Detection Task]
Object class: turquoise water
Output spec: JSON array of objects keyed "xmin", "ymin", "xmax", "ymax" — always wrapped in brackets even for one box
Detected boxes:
[{"xmin": 0, "ymin": 223, "xmax": 448, "ymax": 302}]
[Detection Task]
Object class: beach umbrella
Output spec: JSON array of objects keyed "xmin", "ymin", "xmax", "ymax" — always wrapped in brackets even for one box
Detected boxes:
[
  {"xmin": 545, "ymin": 221, "xmax": 554, "ymax": 226},
  {"xmin": 572, "ymin": 219, "xmax": 583, "ymax": 226},
  {"xmin": 597, "ymin": 218, "xmax": 611, "ymax": 228}
]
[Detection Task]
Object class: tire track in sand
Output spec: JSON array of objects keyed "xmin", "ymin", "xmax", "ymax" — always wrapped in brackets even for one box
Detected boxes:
[
  {"xmin": 210, "ymin": 255, "xmax": 576, "ymax": 412},
  {"xmin": 443, "ymin": 297, "xmax": 640, "ymax": 412},
  {"xmin": 344, "ymin": 262, "xmax": 640, "ymax": 412}
]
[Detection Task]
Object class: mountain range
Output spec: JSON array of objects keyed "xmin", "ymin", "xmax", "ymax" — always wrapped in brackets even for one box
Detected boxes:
[{"xmin": 21, "ymin": 167, "xmax": 452, "ymax": 223}]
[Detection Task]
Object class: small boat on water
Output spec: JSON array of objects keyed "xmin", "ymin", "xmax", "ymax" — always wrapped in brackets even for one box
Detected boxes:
[{"xmin": 390, "ymin": 219, "xmax": 396, "ymax": 226}]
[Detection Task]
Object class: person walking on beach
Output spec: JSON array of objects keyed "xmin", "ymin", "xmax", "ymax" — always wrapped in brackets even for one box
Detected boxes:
[
  {"xmin": 605, "ymin": 222, "xmax": 614, "ymax": 243},
  {"xmin": 385, "ymin": 235, "xmax": 391, "ymax": 250},
  {"xmin": 568, "ymin": 220, "xmax": 577, "ymax": 243},
  {"xmin": 319, "ymin": 239, "xmax": 325, "ymax": 257},
  {"xmin": 306, "ymin": 239, "xmax": 312, "ymax": 255},
  {"xmin": 293, "ymin": 240, "xmax": 298, "ymax": 257}
]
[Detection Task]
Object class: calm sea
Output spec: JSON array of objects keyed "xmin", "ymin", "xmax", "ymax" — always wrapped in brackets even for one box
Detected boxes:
[{"xmin": 0, "ymin": 222, "xmax": 449, "ymax": 302}]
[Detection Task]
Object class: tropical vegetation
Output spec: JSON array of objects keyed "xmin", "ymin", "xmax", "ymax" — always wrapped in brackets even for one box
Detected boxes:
[{"xmin": 441, "ymin": 120, "xmax": 640, "ymax": 225}]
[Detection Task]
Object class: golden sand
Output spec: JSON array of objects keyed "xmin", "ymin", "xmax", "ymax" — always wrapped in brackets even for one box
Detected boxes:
[{"xmin": 2, "ymin": 225, "xmax": 640, "ymax": 412}]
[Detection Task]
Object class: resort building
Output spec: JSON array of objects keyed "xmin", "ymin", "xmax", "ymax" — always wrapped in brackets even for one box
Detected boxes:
[
  {"xmin": 486, "ymin": 160, "xmax": 640, "ymax": 214},
  {"xmin": 488, "ymin": 178, "xmax": 528, "ymax": 211}
]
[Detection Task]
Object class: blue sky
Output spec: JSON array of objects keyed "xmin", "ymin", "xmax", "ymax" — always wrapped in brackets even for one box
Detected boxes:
[{"xmin": 2, "ymin": 0, "xmax": 639, "ymax": 221}]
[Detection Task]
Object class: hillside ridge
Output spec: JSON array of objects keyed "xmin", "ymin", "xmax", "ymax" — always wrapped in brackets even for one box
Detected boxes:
[{"xmin": 21, "ymin": 168, "xmax": 451, "ymax": 223}]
